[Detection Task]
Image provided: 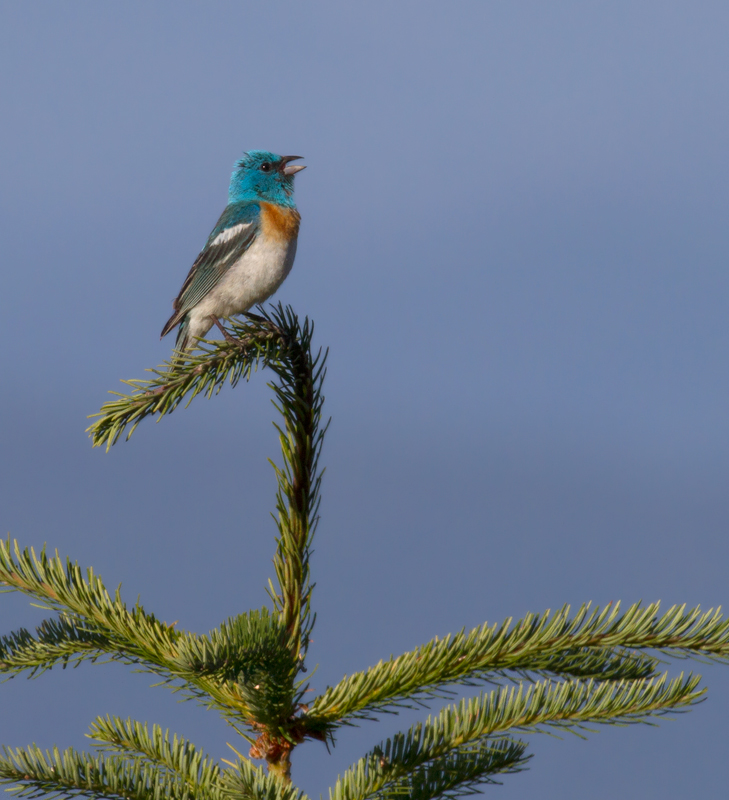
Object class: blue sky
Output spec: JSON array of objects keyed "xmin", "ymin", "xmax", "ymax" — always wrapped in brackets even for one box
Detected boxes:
[{"xmin": 1, "ymin": 2, "xmax": 728, "ymax": 797}]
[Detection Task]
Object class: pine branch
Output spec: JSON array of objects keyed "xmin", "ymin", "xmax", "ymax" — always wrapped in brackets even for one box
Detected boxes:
[
  {"xmin": 0, "ymin": 540, "xmax": 298, "ymax": 730},
  {"xmin": 330, "ymin": 739, "xmax": 529, "ymax": 800},
  {"xmin": 397, "ymin": 741, "xmax": 529, "ymax": 799},
  {"xmin": 266, "ymin": 314, "xmax": 327, "ymax": 665},
  {"xmin": 87, "ymin": 717, "xmax": 223, "ymax": 800},
  {"xmin": 0, "ymin": 614, "xmax": 120, "ymax": 677},
  {"xmin": 85, "ymin": 306, "xmax": 328, "ymax": 776},
  {"xmin": 0, "ymin": 538, "xmax": 180, "ymax": 668},
  {"xmin": 514, "ymin": 645, "xmax": 658, "ymax": 681},
  {"xmin": 306, "ymin": 602, "xmax": 728, "ymax": 727},
  {"xmin": 220, "ymin": 757, "xmax": 309, "ymax": 800},
  {"xmin": 86, "ymin": 318, "xmax": 282, "ymax": 452},
  {"xmin": 87, "ymin": 305, "xmax": 326, "ymax": 659},
  {"xmin": 0, "ymin": 744, "xmax": 198, "ymax": 800},
  {"xmin": 330, "ymin": 672, "xmax": 701, "ymax": 800},
  {"xmin": 170, "ymin": 610, "xmax": 301, "ymax": 731},
  {"xmin": 0, "ymin": 722, "xmax": 308, "ymax": 800},
  {"xmin": 383, "ymin": 740, "xmax": 529, "ymax": 800}
]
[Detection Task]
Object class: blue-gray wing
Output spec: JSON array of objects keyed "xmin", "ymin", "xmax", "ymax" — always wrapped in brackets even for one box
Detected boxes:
[{"xmin": 161, "ymin": 202, "xmax": 260, "ymax": 337}]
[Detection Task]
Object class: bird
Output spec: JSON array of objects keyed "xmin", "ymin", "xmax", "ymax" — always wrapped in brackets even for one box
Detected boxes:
[{"xmin": 161, "ymin": 150, "xmax": 306, "ymax": 352}]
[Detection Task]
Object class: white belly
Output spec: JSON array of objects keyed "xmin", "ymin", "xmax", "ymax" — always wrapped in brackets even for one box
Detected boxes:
[{"xmin": 186, "ymin": 234, "xmax": 298, "ymax": 340}]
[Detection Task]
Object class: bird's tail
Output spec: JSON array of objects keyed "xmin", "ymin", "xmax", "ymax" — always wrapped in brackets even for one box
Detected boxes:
[
  {"xmin": 162, "ymin": 312, "xmax": 212, "ymax": 359},
  {"xmin": 160, "ymin": 313, "xmax": 191, "ymax": 361},
  {"xmin": 173, "ymin": 317, "xmax": 191, "ymax": 355}
]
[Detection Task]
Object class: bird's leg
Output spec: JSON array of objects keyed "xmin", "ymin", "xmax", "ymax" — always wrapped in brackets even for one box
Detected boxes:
[{"xmin": 210, "ymin": 316, "xmax": 240, "ymax": 345}]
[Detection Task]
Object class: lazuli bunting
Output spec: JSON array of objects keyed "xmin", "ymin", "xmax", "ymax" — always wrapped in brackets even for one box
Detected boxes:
[{"xmin": 161, "ymin": 150, "xmax": 306, "ymax": 351}]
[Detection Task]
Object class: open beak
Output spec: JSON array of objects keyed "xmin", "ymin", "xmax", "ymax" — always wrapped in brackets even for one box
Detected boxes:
[{"xmin": 281, "ymin": 155, "xmax": 306, "ymax": 176}]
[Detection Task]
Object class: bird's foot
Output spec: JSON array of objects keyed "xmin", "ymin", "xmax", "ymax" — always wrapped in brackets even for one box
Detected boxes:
[{"xmin": 210, "ymin": 316, "xmax": 241, "ymax": 345}]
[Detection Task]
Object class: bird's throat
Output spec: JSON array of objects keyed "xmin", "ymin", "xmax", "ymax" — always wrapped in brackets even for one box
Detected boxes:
[{"xmin": 260, "ymin": 202, "xmax": 301, "ymax": 243}]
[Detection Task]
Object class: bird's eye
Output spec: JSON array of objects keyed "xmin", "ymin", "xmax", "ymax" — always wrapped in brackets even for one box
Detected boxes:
[{"xmin": 260, "ymin": 162, "xmax": 272, "ymax": 172}]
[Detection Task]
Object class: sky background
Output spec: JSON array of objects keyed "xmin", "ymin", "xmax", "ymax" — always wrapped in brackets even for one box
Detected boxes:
[{"xmin": 1, "ymin": 1, "xmax": 728, "ymax": 797}]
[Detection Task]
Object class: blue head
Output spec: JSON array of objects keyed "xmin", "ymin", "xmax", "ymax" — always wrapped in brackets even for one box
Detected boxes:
[{"xmin": 228, "ymin": 150, "xmax": 306, "ymax": 207}]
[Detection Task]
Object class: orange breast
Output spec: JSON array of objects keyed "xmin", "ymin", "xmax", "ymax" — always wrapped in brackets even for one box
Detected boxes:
[{"xmin": 260, "ymin": 202, "xmax": 301, "ymax": 242}]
